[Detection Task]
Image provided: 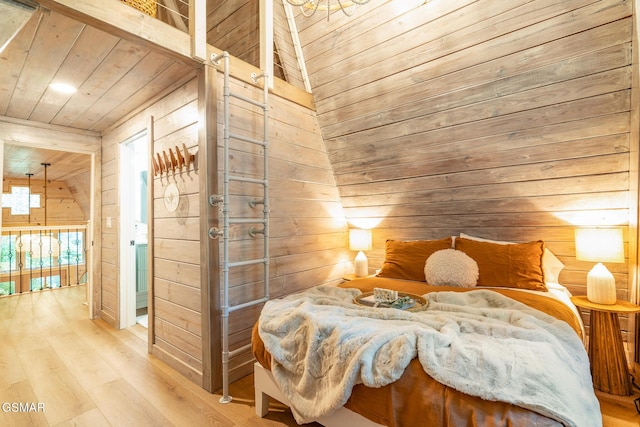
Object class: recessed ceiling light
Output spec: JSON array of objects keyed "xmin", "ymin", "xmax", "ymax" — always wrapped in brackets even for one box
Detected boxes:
[{"xmin": 49, "ymin": 82, "xmax": 77, "ymax": 94}]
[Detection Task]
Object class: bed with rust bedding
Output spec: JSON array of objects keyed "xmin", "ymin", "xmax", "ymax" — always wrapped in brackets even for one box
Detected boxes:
[{"xmin": 252, "ymin": 237, "xmax": 601, "ymax": 427}]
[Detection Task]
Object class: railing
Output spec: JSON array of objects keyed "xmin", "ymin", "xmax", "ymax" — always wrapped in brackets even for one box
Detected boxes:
[
  {"xmin": 121, "ymin": 0, "xmax": 190, "ymax": 32},
  {"xmin": 0, "ymin": 225, "xmax": 88, "ymax": 296},
  {"xmin": 157, "ymin": 0, "xmax": 189, "ymax": 32}
]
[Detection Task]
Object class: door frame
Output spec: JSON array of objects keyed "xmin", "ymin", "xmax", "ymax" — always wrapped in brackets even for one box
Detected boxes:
[
  {"xmin": 118, "ymin": 130, "xmax": 148, "ymax": 329},
  {"xmin": 0, "ymin": 118, "xmax": 101, "ymax": 318}
]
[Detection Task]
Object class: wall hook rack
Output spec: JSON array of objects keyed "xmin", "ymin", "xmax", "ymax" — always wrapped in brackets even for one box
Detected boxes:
[{"xmin": 153, "ymin": 143, "xmax": 195, "ymax": 177}]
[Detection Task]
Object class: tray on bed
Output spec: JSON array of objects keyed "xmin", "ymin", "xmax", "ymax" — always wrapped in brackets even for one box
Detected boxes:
[{"xmin": 354, "ymin": 291, "xmax": 427, "ymax": 312}]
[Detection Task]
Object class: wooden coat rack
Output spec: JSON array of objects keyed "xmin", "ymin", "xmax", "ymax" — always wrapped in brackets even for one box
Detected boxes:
[{"xmin": 153, "ymin": 143, "xmax": 195, "ymax": 177}]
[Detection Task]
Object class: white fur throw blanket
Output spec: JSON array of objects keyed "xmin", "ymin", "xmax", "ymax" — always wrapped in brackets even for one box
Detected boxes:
[{"xmin": 258, "ymin": 286, "xmax": 601, "ymax": 426}]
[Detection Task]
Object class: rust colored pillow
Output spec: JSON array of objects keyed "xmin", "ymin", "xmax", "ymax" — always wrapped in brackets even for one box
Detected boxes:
[
  {"xmin": 455, "ymin": 238, "xmax": 547, "ymax": 291},
  {"xmin": 377, "ymin": 237, "xmax": 453, "ymax": 282}
]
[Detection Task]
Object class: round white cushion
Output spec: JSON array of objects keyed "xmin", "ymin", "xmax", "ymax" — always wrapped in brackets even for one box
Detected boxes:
[{"xmin": 424, "ymin": 249, "xmax": 479, "ymax": 287}]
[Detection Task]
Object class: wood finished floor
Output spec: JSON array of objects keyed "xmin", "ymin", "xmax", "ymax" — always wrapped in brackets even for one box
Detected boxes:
[
  {"xmin": 0, "ymin": 285, "xmax": 313, "ymax": 427},
  {"xmin": 0, "ymin": 285, "xmax": 637, "ymax": 426}
]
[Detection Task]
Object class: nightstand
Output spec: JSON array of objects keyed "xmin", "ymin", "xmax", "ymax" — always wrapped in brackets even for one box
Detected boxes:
[{"xmin": 571, "ymin": 295, "xmax": 640, "ymax": 396}]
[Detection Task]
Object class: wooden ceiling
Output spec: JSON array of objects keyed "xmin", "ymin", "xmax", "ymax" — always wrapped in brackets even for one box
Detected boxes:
[
  {"xmin": 3, "ymin": 144, "xmax": 90, "ymax": 181},
  {"xmin": 0, "ymin": 0, "xmax": 371, "ymax": 182},
  {"xmin": 0, "ymin": 7, "xmax": 197, "ymax": 133},
  {"xmin": 0, "ymin": 2, "xmax": 199, "ymax": 181}
]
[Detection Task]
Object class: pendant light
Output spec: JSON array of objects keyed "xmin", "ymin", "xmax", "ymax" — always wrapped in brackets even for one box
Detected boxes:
[
  {"xmin": 284, "ymin": 0, "xmax": 371, "ymax": 20},
  {"xmin": 15, "ymin": 172, "xmax": 34, "ymax": 253},
  {"xmin": 16, "ymin": 163, "xmax": 59, "ymax": 257},
  {"xmin": 39, "ymin": 163, "xmax": 59, "ymax": 257}
]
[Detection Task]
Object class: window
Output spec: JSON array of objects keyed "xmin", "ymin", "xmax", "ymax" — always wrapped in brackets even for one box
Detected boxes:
[
  {"xmin": 2, "ymin": 186, "xmax": 40, "ymax": 215},
  {"xmin": 59, "ymin": 231, "xmax": 84, "ymax": 265},
  {"xmin": 0, "ymin": 234, "xmax": 16, "ymax": 272}
]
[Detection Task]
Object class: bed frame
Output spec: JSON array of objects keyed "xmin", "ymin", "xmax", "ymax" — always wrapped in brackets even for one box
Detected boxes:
[{"xmin": 253, "ymin": 362, "xmax": 383, "ymax": 427}]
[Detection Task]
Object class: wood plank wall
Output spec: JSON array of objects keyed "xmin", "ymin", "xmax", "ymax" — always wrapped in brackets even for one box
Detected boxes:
[
  {"xmin": 207, "ymin": 0, "xmax": 260, "ymax": 68},
  {"xmin": 217, "ymin": 73, "xmax": 347, "ymax": 381},
  {"xmin": 100, "ymin": 74, "xmax": 204, "ymax": 385},
  {"xmin": 206, "ymin": 0, "xmax": 288, "ymax": 81},
  {"xmin": 150, "ymin": 77, "xmax": 203, "ymax": 384},
  {"xmin": 66, "ymin": 171, "xmax": 93, "ymax": 219},
  {"xmin": 2, "ymin": 178, "xmax": 86, "ymax": 225},
  {"xmin": 100, "ymin": 131, "xmax": 118, "ymax": 325},
  {"xmin": 295, "ymin": 0, "xmax": 636, "ymax": 341},
  {"xmin": 97, "ymin": 51, "xmax": 334, "ymax": 387},
  {"xmin": 273, "ymin": 0, "xmax": 306, "ymax": 90}
]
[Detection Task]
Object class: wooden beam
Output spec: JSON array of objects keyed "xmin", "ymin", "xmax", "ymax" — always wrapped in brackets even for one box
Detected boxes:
[
  {"xmin": 147, "ymin": 115, "xmax": 155, "ymax": 353},
  {"xmin": 36, "ymin": 0, "xmax": 198, "ymax": 64},
  {"xmin": 207, "ymin": 44, "xmax": 315, "ymax": 110},
  {"xmin": 189, "ymin": 0, "xmax": 206, "ymax": 62},
  {"xmin": 630, "ymin": 0, "xmax": 640, "ymax": 364},
  {"xmin": 0, "ymin": 0, "xmax": 37, "ymax": 53},
  {"xmin": 260, "ymin": 0, "xmax": 274, "ymax": 89},
  {"xmin": 283, "ymin": 1, "xmax": 312, "ymax": 93},
  {"xmin": 198, "ymin": 65, "xmax": 220, "ymax": 392},
  {"xmin": 36, "ymin": 0, "xmax": 315, "ymax": 110},
  {"xmin": 0, "ymin": 115, "xmax": 100, "ymax": 153}
]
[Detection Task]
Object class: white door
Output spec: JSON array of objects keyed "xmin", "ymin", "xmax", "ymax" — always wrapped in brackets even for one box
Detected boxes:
[{"xmin": 119, "ymin": 132, "xmax": 148, "ymax": 329}]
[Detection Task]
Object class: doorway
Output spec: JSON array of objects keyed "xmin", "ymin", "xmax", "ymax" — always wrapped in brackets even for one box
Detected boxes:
[
  {"xmin": 1, "ymin": 142, "xmax": 96, "ymax": 317},
  {"xmin": 119, "ymin": 132, "xmax": 149, "ymax": 332}
]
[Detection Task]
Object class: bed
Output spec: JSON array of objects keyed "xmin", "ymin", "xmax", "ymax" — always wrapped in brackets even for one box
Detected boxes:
[{"xmin": 252, "ymin": 235, "xmax": 602, "ymax": 427}]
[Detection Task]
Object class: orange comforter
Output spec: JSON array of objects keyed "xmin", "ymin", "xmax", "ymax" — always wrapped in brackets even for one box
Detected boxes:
[{"xmin": 252, "ymin": 277, "xmax": 585, "ymax": 427}]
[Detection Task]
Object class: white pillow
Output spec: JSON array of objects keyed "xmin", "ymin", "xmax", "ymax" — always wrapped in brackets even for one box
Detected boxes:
[
  {"xmin": 458, "ymin": 233, "xmax": 565, "ymax": 283},
  {"xmin": 424, "ymin": 249, "xmax": 479, "ymax": 287}
]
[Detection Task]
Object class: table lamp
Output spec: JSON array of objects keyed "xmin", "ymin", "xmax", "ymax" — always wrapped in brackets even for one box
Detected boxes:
[
  {"xmin": 574, "ymin": 228, "xmax": 624, "ymax": 305},
  {"xmin": 349, "ymin": 228, "xmax": 372, "ymax": 277}
]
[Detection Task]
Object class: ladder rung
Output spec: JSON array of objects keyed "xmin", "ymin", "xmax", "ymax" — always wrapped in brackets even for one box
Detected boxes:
[
  {"xmin": 229, "ymin": 218, "xmax": 267, "ymax": 224},
  {"xmin": 229, "ymin": 132, "xmax": 266, "ymax": 147},
  {"xmin": 229, "ymin": 175, "xmax": 267, "ymax": 185},
  {"xmin": 229, "ymin": 297, "xmax": 268, "ymax": 313},
  {"xmin": 230, "ymin": 91, "xmax": 266, "ymax": 108},
  {"xmin": 228, "ymin": 342, "xmax": 252, "ymax": 357},
  {"xmin": 228, "ymin": 258, "xmax": 268, "ymax": 268}
]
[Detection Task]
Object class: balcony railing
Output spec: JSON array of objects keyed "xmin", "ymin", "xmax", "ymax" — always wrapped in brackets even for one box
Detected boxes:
[
  {"xmin": 121, "ymin": 0, "xmax": 189, "ymax": 33},
  {"xmin": 0, "ymin": 225, "xmax": 87, "ymax": 296}
]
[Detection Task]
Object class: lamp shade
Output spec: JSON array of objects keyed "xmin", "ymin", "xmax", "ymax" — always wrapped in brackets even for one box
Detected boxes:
[
  {"xmin": 349, "ymin": 229, "xmax": 372, "ymax": 251},
  {"xmin": 575, "ymin": 228, "xmax": 624, "ymax": 263}
]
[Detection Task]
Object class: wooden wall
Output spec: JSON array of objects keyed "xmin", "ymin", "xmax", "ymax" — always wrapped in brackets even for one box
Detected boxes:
[
  {"xmin": 66, "ymin": 170, "xmax": 93, "ymax": 219},
  {"xmin": 100, "ymin": 73, "xmax": 205, "ymax": 386},
  {"xmin": 150, "ymin": 76, "xmax": 202, "ymax": 385},
  {"xmin": 218, "ymin": 73, "xmax": 347, "ymax": 381},
  {"xmin": 207, "ymin": 1, "xmax": 260, "ymax": 68},
  {"xmin": 2, "ymin": 177, "xmax": 86, "ymax": 225},
  {"xmin": 91, "ymin": 0, "xmax": 639, "ymax": 386},
  {"xmin": 294, "ymin": 0, "xmax": 636, "ymax": 339},
  {"xmin": 99, "ymin": 68, "xmax": 343, "ymax": 385},
  {"xmin": 100, "ymin": 129, "xmax": 118, "ymax": 325},
  {"xmin": 206, "ymin": 0, "xmax": 288, "ymax": 81}
]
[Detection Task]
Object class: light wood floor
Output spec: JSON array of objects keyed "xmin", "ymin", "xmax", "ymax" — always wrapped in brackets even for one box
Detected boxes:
[
  {"xmin": 0, "ymin": 285, "xmax": 311, "ymax": 427},
  {"xmin": 0, "ymin": 285, "xmax": 638, "ymax": 427}
]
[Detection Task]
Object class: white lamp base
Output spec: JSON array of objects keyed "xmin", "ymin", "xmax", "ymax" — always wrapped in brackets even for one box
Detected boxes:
[
  {"xmin": 354, "ymin": 251, "xmax": 368, "ymax": 277},
  {"xmin": 586, "ymin": 262, "xmax": 617, "ymax": 305}
]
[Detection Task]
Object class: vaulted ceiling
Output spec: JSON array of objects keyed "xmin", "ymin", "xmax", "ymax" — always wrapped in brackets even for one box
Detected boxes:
[{"xmin": 0, "ymin": 0, "xmax": 318, "ymax": 181}]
